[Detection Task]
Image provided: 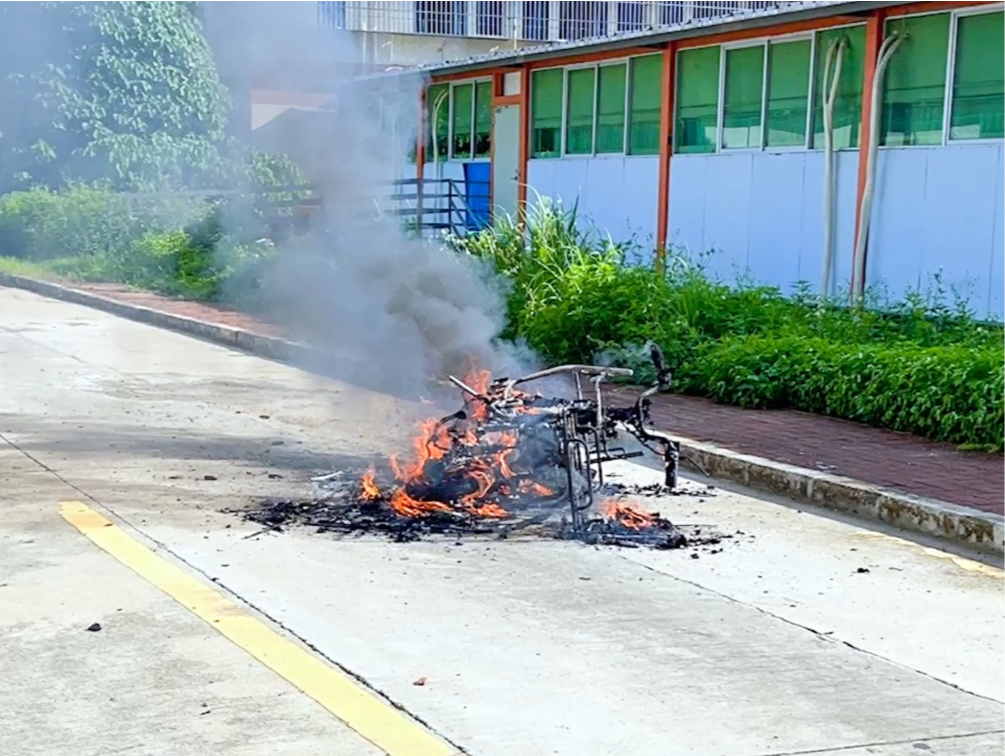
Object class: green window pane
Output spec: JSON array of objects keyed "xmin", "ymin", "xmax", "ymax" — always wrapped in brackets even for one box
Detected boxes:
[
  {"xmin": 766, "ymin": 39, "xmax": 811, "ymax": 147},
  {"xmin": 675, "ymin": 46, "xmax": 720, "ymax": 154},
  {"xmin": 628, "ymin": 54, "xmax": 662, "ymax": 155},
  {"xmin": 426, "ymin": 83, "xmax": 450, "ymax": 161},
  {"xmin": 474, "ymin": 80, "xmax": 493, "ymax": 157},
  {"xmin": 880, "ymin": 13, "xmax": 950, "ymax": 146},
  {"xmin": 597, "ymin": 63, "xmax": 627, "ymax": 153},
  {"xmin": 451, "ymin": 83, "xmax": 474, "ymax": 160},
  {"xmin": 811, "ymin": 25, "xmax": 866, "ymax": 150},
  {"xmin": 531, "ymin": 68, "xmax": 563, "ymax": 158},
  {"xmin": 950, "ymin": 11, "xmax": 1005, "ymax": 141},
  {"xmin": 722, "ymin": 45, "xmax": 765, "ymax": 149},
  {"xmin": 566, "ymin": 68, "xmax": 596, "ymax": 155}
]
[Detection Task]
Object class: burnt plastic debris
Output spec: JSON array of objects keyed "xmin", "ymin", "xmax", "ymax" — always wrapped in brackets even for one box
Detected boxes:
[{"xmin": 237, "ymin": 355, "xmax": 727, "ymax": 553}]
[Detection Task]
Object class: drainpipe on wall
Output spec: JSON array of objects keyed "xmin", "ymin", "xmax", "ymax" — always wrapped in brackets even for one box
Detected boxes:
[
  {"xmin": 820, "ymin": 36, "xmax": 846, "ymax": 300},
  {"xmin": 851, "ymin": 32, "xmax": 902, "ymax": 305},
  {"xmin": 431, "ymin": 88, "xmax": 449, "ymax": 179}
]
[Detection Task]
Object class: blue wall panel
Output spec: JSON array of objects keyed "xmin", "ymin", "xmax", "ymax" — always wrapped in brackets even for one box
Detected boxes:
[
  {"xmin": 923, "ymin": 148, "xmax": 997, "ymax": 307},
  {"xmin": 990, "ymin": 148, "xmax": 1004, "ymax": 320},
  {"xmin": 668, "ymin": 151, "xmax": 859, "ymax": 294},
  {"xmin": 581, "ymin": 158, "xmax": 621, "ymax": 235},
  {"xmin": 526, "ymin": 157, "xmax": 659, "ymax": 249},
  {"xmin": 525, "ymin": 159, "xmax": 556, "ymax": 207},
  {"xmin": 621, "ymin": 158, "xmax": 660, "ymax": 248},
  {"xmin": 524, "ymin": 146, "xmax": 1002, "ymax": 319},
  {"xmin": 865, "ymin": 150, "xmax": 927, "ymax": 299},
  {"xmin": 664, "ymin": 155, "xmax": 706, "ymax": 259},
  {"xmin": 701, "ymin": 154, "xmax": 753, "ymax": 282},
  {"xmin": 550, "ymin": 160, "xmax": 591, "ymax": 216},
  {"xmin": 748, "ymin": 153, "xmax": 805, "ymax": 288},
  {"xmin": 868, "ymin": 144, "xmax": 1003, "ymax": 319},
  {"xmin": 832, "ymin": 151, "xmax": 861, "ymax": 295}
]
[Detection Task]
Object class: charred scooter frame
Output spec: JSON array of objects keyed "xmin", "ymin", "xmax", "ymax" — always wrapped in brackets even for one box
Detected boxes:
[{"xmin": 455, "ymin": 345, "xmax": 681, "ymax": 533}]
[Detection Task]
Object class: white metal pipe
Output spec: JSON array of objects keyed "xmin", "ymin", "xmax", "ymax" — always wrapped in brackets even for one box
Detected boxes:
[
  {"xmin": 431, "ymin": 88, "xmax": 449, "ymax": 178},
  {"xmin": 852, "ymin": 33, "xmax": 902, "ymax": 303},
  {"xmin": 820, "ymin": 36, "xmax": 846, "ymax": 299}
]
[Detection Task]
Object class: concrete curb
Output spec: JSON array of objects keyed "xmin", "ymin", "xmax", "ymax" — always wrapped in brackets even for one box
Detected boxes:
[
  {"xmin": 679, "ymin": 437, "xmax": 1004, "ymax": 557},
  {"xmin": 4, "ymin": 273, "xmax": 1002, "ymax": 558},
  {"xmin": 0, "ymin": 273, "xmax": 319, "ymax": 365}
]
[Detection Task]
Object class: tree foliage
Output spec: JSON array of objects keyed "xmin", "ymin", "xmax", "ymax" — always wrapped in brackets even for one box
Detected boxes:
[{"xmin": 0, "ymin": 1, "xmax": 237, "ymax": 191}]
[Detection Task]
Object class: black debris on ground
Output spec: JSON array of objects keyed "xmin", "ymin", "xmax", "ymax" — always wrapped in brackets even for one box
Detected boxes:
[
  {"xmin": 235, "ymin": 469, "xmax": 735, "ymax": 552},
  {"xmin": 234, "ymin": 355, "xmax": 736, "ymax": 554}
]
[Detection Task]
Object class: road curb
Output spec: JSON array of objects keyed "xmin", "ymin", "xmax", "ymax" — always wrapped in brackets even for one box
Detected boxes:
[
  {"xmin": 4, "ymin": 273, "xmax": 1002, "ymax": 557},
  {"xmin": 0, "ymin": 273, "xmax": 317, "ymax": 365},
  {"xmin": 679, "ymin": 437, "xmax": 1004, "ymax": 557}
]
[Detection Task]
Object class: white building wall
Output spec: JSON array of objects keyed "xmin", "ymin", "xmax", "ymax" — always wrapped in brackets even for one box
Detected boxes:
[
  {"xmin": 867, "ymin": 144, "xmax": 1004, "ymax": 320},
  {"xmin": 667, "ymin": 151, "xmax": 860, "ymax": 294},
  {"xmin": 526, "ymin": 156, "xmax": 660, "ymax": 254}
]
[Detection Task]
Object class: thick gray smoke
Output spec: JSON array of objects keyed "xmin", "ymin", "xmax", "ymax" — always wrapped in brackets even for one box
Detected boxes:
[{"xmin": 204, "ymin": 2, "xmax": 526, "ymax": 399}]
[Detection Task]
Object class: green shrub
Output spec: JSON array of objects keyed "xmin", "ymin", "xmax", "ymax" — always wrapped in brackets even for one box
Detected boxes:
[
  {"xmin": 683, "ymin": 336, "xmax": 1004, "ymax": 450},
  {"xmin": 452, "ymin": 198, "xmax": 1003, "ymax": 449},
  {"xmin": 0, "ymin": 185, "xmax": 140, "ymax": 260}
]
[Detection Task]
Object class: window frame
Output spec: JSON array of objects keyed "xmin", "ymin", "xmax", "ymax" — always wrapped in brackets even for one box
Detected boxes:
[
  {"xmin": 529, "ymin": 65, "xmax": 566, "ymax": 159},
  {"xmin": 562, "ymin": 59, "xmax": 631, "ymax": 158},
  {"xmin": 717, "ymin": 39, "xmax": 770, "ymax": 153},
  {"xmin": 673, "ymin": 24, "xmax": 868, "ymax": 156},
  {"xmin": 673, "ymin": 42, "xmax": 723, "ymax": 155},
  {"xmin": 879, "ymin": 5, "xmax": 1005, "ymax": 149},
  {"xmin": 943, "ymin": 4, "xmax": 1005, "ymax": 145},
  {"xmin": 444, "ymin": 77, "xmax": 493, "ymax": 162},
  {"xmin": 426, "ymin": 82, "xmax": 452, "ymax": 163},
  {"xmin": 563, "ymin": 62, "xmax": 600, "ymax": 157},
  {"xmin": 594, "ymin": 59, "xmax": 629, "ymax": 155},
  {"xmin": 765, "ymin": 32, "xmax": 817, "ymax": 153},
  {"xmin": 880, "ymin": 9, "xmax": 953, "ymax": 148},
  {"xmin": 625, "ymin": 52, "xmax": 663, "ymax": 157},
  {"xmin": 531, "ymin": 57, "xmax": 651, "ymax": 161}
]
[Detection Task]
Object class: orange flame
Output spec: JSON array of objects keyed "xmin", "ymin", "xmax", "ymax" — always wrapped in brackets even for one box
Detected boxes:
[
  {"xmin": 361, "ymin": 466, "xmax": 381, "ymax": 500},
  {"xmin": 358, "ymin": 364, "xmax": 531, "ymax": 522},
  {"xmin": 518, "ymin": 479, "xmax": 554, "ymax": 497},
  {"xmin": 389, "ymin": 488, "xmax": 452, "ymax": 518},
  {"xmin": 600, "ymin": 500, "xmax": 656, "ymax": 531}
]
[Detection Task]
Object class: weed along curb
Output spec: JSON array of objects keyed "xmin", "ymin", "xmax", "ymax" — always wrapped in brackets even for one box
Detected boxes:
[
  {"xmin": 4, "ymin": 273, "xmax": 1002, "ymax": 558},
  {"xmin": 679, "ymin": 437, "xmax": 1005, "ymax": 557}
]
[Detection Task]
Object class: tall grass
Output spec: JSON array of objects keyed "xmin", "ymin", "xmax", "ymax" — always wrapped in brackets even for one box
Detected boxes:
[{"xmin": 451, "ymin": 200, "xmax": 1004, "ymax": 450}]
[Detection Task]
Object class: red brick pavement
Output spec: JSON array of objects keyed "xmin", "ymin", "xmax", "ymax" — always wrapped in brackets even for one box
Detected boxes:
[{"xmin": 63, "ymin": 282, "xmax": 1005, "ymax": 516}]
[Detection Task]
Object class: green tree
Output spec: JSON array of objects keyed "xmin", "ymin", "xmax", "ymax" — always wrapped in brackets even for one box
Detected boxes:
[{"xmin": 0, "ymin": 1, "xmax": 234, "ymax": 192}]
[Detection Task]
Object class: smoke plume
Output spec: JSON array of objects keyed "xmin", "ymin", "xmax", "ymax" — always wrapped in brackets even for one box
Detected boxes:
[{"xmin": 204, "ymin": 2, "xmax": 524, "ymax": 399}]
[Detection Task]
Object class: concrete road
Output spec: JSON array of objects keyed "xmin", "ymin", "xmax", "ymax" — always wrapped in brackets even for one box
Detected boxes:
[{"xmin": 1, "ymin": 287, "xmax": 1002, "ymax": 756}]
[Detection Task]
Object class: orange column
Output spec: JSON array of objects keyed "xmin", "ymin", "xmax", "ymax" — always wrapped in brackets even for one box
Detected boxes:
[
  {"xmin": 517, "ymin": 66, "xmax": 530, "ymax": 225},
  {"xmin": 850, "ymin": 10, "xmax": 885, "ymax": 297},
  {"xmin": 655, "ymin": 42, "xmax": 677, "ymax": 272}
]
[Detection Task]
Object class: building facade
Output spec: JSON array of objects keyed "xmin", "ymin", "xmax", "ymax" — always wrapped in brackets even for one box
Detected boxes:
[{"xmin": 367, "ymin": 0, "xmax": 1003, "ymax": 320}]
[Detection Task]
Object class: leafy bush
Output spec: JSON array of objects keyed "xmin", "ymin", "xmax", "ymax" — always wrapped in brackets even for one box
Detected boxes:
[
  {"xmin": 39, "ymin": 227, "xmax": 275, "ymax": 303},
  {"xmin": 453, "ymin": 199, "xmax": 1003, "ymax": 450},
  {"xmin": 684, "ymin": 336, "xmax": 1004, "ymax": 450},
  {"xmin": 0, "ymin": 2, "xmax": 232, "ymax": 193},
  {"xmin": 0, "ymin": 185, "xmax": 140, "ymax": 260}
]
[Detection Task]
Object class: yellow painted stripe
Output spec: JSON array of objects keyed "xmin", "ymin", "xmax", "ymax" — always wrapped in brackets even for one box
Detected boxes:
[
  {"xmin": 59, "ymin": 501, "xmax": 456, "ymax": 756},
  {"xmin": 854, "ymin": 531, "xmax": 1003, "ymax": 579}
]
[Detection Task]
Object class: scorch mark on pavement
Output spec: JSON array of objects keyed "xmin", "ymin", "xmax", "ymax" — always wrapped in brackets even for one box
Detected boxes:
[{"xmin": 59, "ymin": 500, "xmax": 458, "ymax": 756}]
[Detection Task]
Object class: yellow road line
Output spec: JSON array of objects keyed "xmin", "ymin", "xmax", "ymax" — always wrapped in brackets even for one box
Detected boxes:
[
  {"xmin": 59, "ymin": 501, "xmax": 456, "ymax": 756},
  {"xmin": 853, "ymin": 531, "xmax": 1004, "ymax": 579}
]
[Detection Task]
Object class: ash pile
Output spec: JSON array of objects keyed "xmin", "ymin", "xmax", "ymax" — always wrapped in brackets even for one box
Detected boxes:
[{"xmin": 245, "ymin": 346, "xmax": 712, "ymax": 551}]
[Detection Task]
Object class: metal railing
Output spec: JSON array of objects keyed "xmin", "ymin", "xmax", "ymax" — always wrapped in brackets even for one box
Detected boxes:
[
  {"xmin": 160, "ymin": 180, "xmax": 492, "ymax": 239},
  {"xmin": 317, "ymin": 1, "xmax": 830, "ymax": 43},
  {"xmin": 387, "ymin": 177, "xmax": 492, "ymax": 237}
]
